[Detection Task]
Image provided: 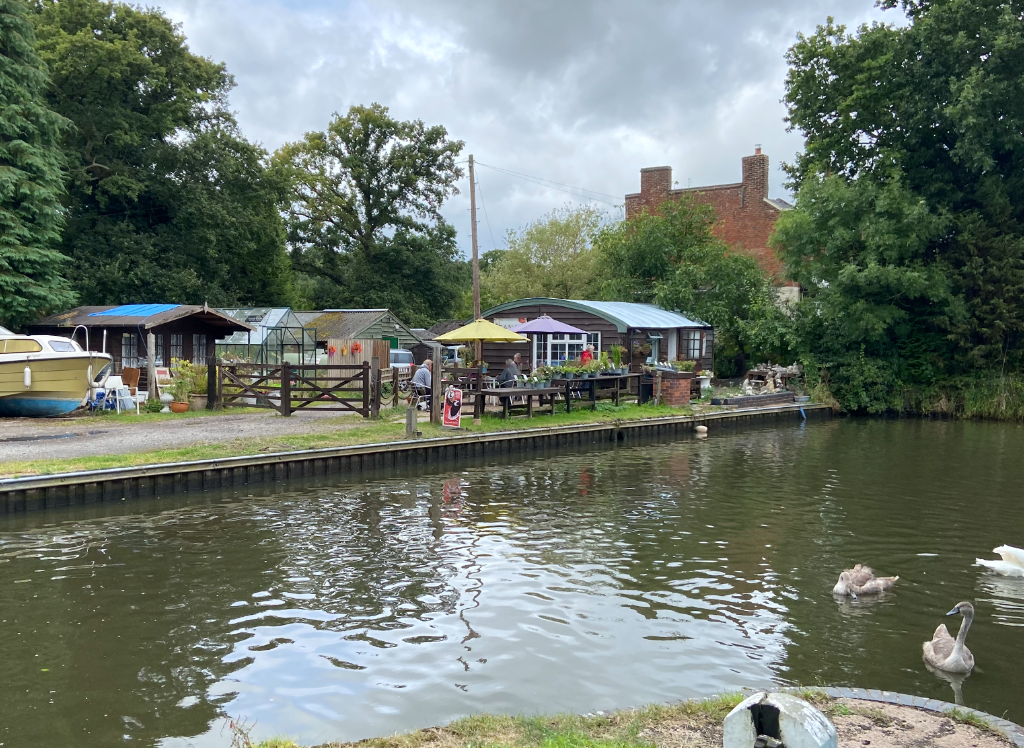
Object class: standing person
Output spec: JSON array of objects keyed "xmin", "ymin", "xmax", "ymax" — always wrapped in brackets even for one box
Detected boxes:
[{"xmin": 581, "ymin": 344, "xmax": 594, "ymax": 365}]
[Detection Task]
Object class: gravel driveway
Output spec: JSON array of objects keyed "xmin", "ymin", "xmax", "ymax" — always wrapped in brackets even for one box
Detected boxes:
[{"xmin": 0, "ymin": 409, "xmax": 363, "ymax": 463}]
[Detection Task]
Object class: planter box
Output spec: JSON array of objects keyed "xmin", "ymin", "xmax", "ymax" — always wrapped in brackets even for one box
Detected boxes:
[{"xmin": 190, "ymin": 395, "xmax": 208, "ymax": 411}]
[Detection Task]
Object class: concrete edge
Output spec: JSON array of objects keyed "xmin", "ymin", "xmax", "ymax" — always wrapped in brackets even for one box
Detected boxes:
[
  {"xmin": 779, "ymin": 686, "xmax": 1024, "ymax": 746},
  {"xmin": 0, "ymin": 403, "xmax": 828, "ymax": 492}
]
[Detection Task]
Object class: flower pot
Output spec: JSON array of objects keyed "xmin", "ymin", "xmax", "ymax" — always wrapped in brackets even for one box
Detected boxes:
[
  {"xmin": 189, "ymin": 394, "xmax": 208, "ymax": 410},
  {"xmin": 169, "ymin": 401, "xmax": 189, "ymax": 413}
]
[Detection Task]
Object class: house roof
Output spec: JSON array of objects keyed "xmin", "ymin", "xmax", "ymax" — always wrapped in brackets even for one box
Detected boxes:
[
  {"xmin": 481, "ymin": 298, "xmax": 708, "ymax": 332},
  {"xmin": 425, "ymin": 319, "xmax": 469, "ymax": 340},
  {"xmin": 764, "ymin": 197, "xmax": 794, "ymax": 211},
  {"xmin": 27, "ymin": 304, "xmax": 253, "ymax": 332}
]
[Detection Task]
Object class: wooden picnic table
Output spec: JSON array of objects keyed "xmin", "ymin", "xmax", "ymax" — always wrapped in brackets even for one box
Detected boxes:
[
  {"xmin": 553, "ymin": 373, "xmax": 641, "ymax": 412},
  {"xmin": 479, "ymin": 386, "xmax": 563, "ymax": 418}
]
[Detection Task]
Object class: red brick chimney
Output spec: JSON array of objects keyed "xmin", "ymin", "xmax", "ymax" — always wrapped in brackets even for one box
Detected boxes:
[{"xmin": 741, "ymin": 146, "xmax": 769, "ymax": 202}]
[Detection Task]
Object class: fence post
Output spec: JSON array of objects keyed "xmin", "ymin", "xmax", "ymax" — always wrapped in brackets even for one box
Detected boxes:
[
  {"xmin": 218, "ymin": 362, "xmax": 226, "ymax": 409},
  {"xmin": 654, "ymin": 370, "xmax": 662, "ymax": 406},
  {"xmin": 362, "ymin": 361, "xmax": 370, "ymax": 418},
  {"xmin": 207, "ymin": 354, "xmax": 218, "ymax": 410},
  {"xmin": 281, "ymin": 362, "xmax": 292, "ymax": 417},
  {"xmin": 430, "ymin": 345, "xmax": 442, "ymax": 425},
  {"xmin": 370, "ymin": 356, "xmax": 381, "ymax": 419},
  {"xmin": 392, "ymin": 368, "xmax": 400, "ymax": 408}
]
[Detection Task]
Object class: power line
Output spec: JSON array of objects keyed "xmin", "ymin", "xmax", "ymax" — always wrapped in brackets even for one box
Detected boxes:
[
  {"xmin": 473, "ymin": 160, "xmax": 622, "ymax": 205},
  {"xmin": 474, "ymin": 173, "xmax": 499, "ymax": 252}
]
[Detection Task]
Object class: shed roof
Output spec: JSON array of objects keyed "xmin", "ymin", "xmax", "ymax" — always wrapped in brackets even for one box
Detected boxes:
[
  {"xmin": 27, "ymin": 304, "xmax": 253, "ymax": 332},
  {"xmin": 482, "ymin": 298, "xmax": 707, "ymax": 333},
  {"xmin": 298, "ymin": 309, "xmax": 422, "ymax": 343}
]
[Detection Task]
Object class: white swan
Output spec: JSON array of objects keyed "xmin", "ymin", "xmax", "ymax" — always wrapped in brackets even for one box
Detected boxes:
[
  {"xmin": 923, "ymin": 601, "xmax": 975, "ymax": 674},
  {"xmin": 833, "ymin": 564, "xmax": 899, "ymax": 597},
  {"xmin": 975, "ymin": 545, "xmax": 1024, "ymax": 577}
]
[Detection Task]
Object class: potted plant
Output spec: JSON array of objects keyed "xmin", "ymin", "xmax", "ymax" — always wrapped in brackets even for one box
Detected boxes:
[
  {"xmin": 169, "ymin": 358, "xmax": 193, "ymax": 412},
  {"xmin": 189, "ymin": 364, "xmax": 209, "ymax": 410},
  {"xmin": 609, "ymin": 345, "xmax": 624, "ymax": 374}
]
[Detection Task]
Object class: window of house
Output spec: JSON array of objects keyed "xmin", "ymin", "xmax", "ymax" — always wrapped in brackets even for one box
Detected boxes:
[
  {"xmin": 586, "ymin": 332, "xmax": 601, "ymax": 351},
  {"xmin": 121, "ymin": 333, "xmax": 139, "ymax": 368},
  {"xmin": 155, "ymin": 334, "xmax": 165, "ymax": 365},
  {"xmin": 683, "ymin": 330, "xmax": 702, "ymax": 359},
  {"xmin": 549, "ymin": 333, "xmax": 586, "ymax": 363},
  {"xmin": 192, "ymin": 334, "xmax": 207, "ymax": 363},
  {"xmin": 170, "ymin": 334, "xmax": 183, "ymax": 362}
]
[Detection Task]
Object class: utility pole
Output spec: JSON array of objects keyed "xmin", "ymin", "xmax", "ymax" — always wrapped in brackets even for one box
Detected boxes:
[{"xmin": 468, "ymin": 154, "xmax": 482, "ymax": 363}]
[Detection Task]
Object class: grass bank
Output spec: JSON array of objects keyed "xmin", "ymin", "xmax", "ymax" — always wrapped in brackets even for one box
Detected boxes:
[
  {"xmin": 0, "ymin": 402, "xmax": 698, "ymax": 479},
  {"xmin": 243, "ymin": 694, "xmax": 744, "ymax": 748}
]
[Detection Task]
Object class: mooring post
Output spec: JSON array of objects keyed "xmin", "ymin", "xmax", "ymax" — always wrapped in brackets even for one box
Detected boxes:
[
  {"xmin": 430, "ymin": 344, "xmax": 442, "ymax": 425},
  {"xmin": 370, "ymin": 356, "xmax": 381, "ymax": 419},
  {"xmin": 654, "ymin": 370, "xmax": 663, "ymax": 406},
  {"xmin": 281, "ymin": 362, "xmax": 292, "ymax": 417},
  {"xmin": 406, "ymin": 406, "xmax": 417, "ymax": 438}
]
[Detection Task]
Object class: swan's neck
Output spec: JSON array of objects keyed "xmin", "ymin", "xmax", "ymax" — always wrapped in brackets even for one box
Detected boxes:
[{"xmin": 949, "ymin": 613, "xmax": 972, "ymax": 663}]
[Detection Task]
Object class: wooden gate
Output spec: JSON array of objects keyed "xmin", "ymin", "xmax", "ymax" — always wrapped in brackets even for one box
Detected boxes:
[{"xmin": 217, "ymin": 361, "xmax": 381, "ymax": 417}]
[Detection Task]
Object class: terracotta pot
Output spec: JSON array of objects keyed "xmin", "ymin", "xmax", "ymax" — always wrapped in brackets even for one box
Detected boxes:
[{"xmin": 169, "ymin": 401, "xmax": 189, "ymax": 413}]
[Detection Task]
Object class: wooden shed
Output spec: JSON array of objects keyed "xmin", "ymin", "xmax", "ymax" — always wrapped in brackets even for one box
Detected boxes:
[
  {"xmin": 26, "ymin": 304, "xmax": 253, "ymax": 373},
  {"xmin": 294, "ymin": 309, "xmax": 423, "ymax": 354},
  {"xmin": 480, "ymin": 298, "xmax": 713, "ymax": 372}
]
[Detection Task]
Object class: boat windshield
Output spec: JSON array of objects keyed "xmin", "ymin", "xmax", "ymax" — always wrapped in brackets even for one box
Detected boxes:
[
  {"xmin": 0, "ymin": 326, "xmax": 12, "ymax": 336},
  {"xmin": 48, "ymin": 340, "xmax": 78, "ymax": 352}
]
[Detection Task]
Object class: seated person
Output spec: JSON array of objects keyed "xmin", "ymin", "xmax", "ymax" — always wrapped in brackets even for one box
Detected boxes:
[
  {"xmin": 411, "ymin": 360, "xmax": 433, "ymax": 408},
  {"xmin": 497, "ymin": 358, "xmax": 517, "ymax": 386}
]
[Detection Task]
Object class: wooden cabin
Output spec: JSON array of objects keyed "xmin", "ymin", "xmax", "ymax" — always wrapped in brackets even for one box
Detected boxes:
[
  {"xmin": 26, "ymin": 304, "xmax": 253, "ymax": 373},
  {"xmin": 480, "ymin": 298, "xmax": 713, "ymax": 372}
]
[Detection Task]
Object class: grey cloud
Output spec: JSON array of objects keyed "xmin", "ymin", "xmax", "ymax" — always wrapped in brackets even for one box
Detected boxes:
[{"xmin": 163, "ymin": 0, "xmax": 893, "ymax": 256}]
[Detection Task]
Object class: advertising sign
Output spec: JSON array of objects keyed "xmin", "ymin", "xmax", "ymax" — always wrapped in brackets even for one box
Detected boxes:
[
  {"xmin": 493, "ymin": 317, "xmax": 527, "ymax": 330},
  {"xmin": 442, "ymin": 385, "xmax": 463, "ymax": 428}
]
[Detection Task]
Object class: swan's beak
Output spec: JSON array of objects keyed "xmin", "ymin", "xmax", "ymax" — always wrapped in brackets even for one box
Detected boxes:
[{"xmin": 946, "ymin": 606, "xmax": 960, "ymax": 616}]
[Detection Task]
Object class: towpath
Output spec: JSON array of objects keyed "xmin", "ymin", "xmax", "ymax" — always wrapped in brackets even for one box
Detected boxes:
[{"xmin": 0, "ymin": 410, "xmax": 362, "ymax": 463}]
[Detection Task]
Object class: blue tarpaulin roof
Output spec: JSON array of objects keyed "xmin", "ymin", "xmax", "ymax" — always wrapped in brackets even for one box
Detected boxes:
[{"xmin": 88, "ymin": 304, "xmax": 180, "ymax": 318}]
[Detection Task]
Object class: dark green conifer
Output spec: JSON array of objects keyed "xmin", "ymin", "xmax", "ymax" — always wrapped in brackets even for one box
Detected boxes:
[{"xmin": 0, "ymin": 0, "xmax": 72, "ymax": 329}]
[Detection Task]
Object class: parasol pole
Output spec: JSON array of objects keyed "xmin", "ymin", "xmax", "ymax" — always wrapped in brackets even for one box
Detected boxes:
[{"xmin": 469, "ymin": 154, "xmax": 482, "ymax": 364}]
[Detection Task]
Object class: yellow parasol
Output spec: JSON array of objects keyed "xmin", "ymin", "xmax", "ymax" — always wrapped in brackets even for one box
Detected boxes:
[{"xmin": 433, "ymin": 318, "xmax": 529, "ymax": 343}]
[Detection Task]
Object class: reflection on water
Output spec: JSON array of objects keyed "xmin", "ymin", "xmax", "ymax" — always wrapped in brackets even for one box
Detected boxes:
[{"xmin": 2, "ymin": 418, "xmax": 1024, "ymax": 747}]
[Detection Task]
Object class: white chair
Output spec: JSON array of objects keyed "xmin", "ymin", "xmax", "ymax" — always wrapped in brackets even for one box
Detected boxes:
[{"xmin": 112, "ymin": 386, "xmax": 137, "ymax": 414}]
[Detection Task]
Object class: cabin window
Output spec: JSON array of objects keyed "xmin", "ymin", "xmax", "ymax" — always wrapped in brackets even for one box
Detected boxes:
[
  {"xmin": 192, "ymin": 334, "xmax": 207, "ymax": 363},
  {"xmin": 1, "ymin": 339, "xmax": 43, "ymax": 354},
  {"xmin": 49, "ymin": 340, "xmax": 76, "ymax": 352},
  {"xmin": 682, "ymin": 330, "xmax": 702, "ymax": 360},
  {"xmin": 155, "ymin": 334, "xmax": 165, "ymax": 365},
  {"xmin": 548, "ymin": 333, "xmax": 586, "ymax": 363},
  {"xmin": 121, "ymin": 333, "xmax": 139, "ymax": 368},
  {"xmin": 170, "ymin": 334, "xmax": 183, "ymax": 362}
]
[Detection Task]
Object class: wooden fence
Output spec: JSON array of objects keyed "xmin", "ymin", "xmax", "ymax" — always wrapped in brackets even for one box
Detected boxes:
[
  {"xmin": 326, "ymin": 338, "xmax": 390, "ymax": 367},
  {"xmin": 217, "ymin": 361, "xmax": 381, "ymax": 418}
]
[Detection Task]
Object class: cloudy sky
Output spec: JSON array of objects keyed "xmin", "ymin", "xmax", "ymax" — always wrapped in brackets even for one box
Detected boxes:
[{"xmin": 161, "ymin": 0, "xmax": 894, "ymax": 258}]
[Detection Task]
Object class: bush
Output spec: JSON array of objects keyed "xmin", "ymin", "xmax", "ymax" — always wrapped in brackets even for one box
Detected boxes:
[{"xmin": 143, "ymin": 396, "xmax": 164, "ymax": 413}]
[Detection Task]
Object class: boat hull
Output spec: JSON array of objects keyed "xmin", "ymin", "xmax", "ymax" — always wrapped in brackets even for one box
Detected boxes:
[{"xmin": 0, "ymin": 353, "xmax": 108, "ymax": 418}]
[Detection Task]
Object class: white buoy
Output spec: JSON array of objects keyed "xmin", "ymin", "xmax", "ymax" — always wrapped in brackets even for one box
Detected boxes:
[
  {"xmin": 23, "ymin": 366, "xmax": 31, "ymax": 389},
  {"xmin": 723, "ymin": 691, "xmax": 836, "ymax": 748},
  {"xmin": 695, "ymin": 424, "xmax": 708, "ymax": 434}
]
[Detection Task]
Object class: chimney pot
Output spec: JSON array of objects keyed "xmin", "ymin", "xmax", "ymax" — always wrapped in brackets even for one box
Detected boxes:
[{"xmin": 755, "ymin": 145, "xmax": 762, "ymax": 155}]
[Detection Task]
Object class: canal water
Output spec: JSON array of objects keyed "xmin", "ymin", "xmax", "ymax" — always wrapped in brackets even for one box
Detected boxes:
[{"xmin": 2, "ymin": 418, "xmax": 1023, "ymax": 747}]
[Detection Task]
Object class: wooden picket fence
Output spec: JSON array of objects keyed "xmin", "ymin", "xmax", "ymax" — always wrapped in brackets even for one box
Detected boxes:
[{"xmin": 217, "ymin": 361, "xmax": 381, "ymax": 417}]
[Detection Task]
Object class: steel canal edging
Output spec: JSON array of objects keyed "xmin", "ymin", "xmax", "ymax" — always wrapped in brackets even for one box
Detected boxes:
[{"xmin": 0, "ymin": 403, "xmax": 832, "ymax": 512}]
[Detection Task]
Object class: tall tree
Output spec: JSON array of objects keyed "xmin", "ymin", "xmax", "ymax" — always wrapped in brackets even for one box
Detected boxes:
[
  {"xmin": 479, "ymin": 204, "xmax": 604, "ymax": 308},
  {"xmin": 0, "ymin": 0, "xmax": 73, "ymax": 328},
  {"xmin": 778, "ymin": 1, "xmax": 1024, "ymax": 407},
  {"xmin": 275, "ymin": 103, "xmax": 465, "ymax": 326},
  {"xmin": 596, "ymin": 197, "xmax": 790, "ymax": 375},
  {"xmin": 32, "ymin": 0, "xmax": 294, "ymax": 307}
]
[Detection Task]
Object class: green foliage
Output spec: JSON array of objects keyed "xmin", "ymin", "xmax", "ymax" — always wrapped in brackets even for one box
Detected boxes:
[
  {"xmin": 0, "ymin": 0, "xmax": 74, "ymax": 328},
  {"xmin": 779, "ymin": 1, "xmax": 1024, "ymax": 412},
  {"xmin": 480, "ymin": 204, "xmax": 605, "ymax": 307},
  {"xmin": 32, "ymin": 0, "xmax": 294, "ymax": 307},
  {"xmin": 141, "ymin": 396, "xmax": 163, "ymax": 413},
  {"xmin": 275, "ymin": 103, "xmax": 466, "ymax": 326},
  {"xmin": 596, "ymin": 196, "xmax": 792, "ymax": 375}
]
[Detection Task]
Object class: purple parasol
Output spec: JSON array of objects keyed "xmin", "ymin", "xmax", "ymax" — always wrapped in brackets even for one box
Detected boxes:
[{"xmin": 512, "ymin": 315, "xmax": 587, "ymax": 335}]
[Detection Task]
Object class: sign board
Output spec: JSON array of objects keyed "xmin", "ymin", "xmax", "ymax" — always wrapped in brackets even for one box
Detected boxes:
[
  {"xmin": 442, "ymin": 385, "xmax": 463, "ymax": 428},
  {"xmin": 493, "ymin": 317, "xmax": 527, "ymax": 330}
]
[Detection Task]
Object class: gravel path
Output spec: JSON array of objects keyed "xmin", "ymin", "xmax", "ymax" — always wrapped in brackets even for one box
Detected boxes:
[{"xmin": 0, "ymin": 409, "xmax": 363, "ymax": 462}]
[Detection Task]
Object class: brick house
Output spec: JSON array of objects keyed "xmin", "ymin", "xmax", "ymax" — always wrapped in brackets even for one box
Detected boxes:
[{"xmin": 625, "ymin": 148, "xmax": 796, "ymax": 294}]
